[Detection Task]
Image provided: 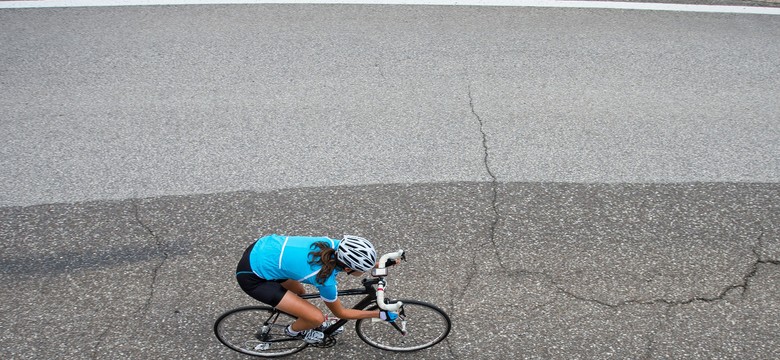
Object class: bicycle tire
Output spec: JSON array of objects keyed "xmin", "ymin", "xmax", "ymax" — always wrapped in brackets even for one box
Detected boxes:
[
  {"xmin": 355, "ymin": 300, "xmax": 451, "ymax": 352},
  {"xmin": 214, "ymin": 306, "xmax": 308, "ymax": 357}
]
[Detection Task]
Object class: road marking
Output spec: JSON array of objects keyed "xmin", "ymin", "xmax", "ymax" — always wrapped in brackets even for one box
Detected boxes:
[{"xmin": 1, "ymin": 0, "xmax": 779, "ymax": 15}]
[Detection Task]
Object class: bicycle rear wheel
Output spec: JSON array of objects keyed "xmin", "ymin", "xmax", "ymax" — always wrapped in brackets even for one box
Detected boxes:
[
  {"xmin": 355, "ymin": 300, "xmax": 451, "ymax": 352},
  {"xmin": 214, "ymin": 306, "xmax": 308, "ymax": 357}
]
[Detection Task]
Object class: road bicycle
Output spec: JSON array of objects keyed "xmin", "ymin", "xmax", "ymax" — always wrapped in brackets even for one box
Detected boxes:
[{"xmin": 214, "ymin": 250, "xmax": 451, "ymax": 357}]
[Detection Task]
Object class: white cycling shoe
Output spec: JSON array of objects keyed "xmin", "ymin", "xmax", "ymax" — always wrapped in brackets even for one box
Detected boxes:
[
  {"xmin": 317, "ymin": 319, "xmax": 344, "ymax": 335},
  {"xmin": 285, "ymin": 325, "xmax": 325, "ymax": 344}
]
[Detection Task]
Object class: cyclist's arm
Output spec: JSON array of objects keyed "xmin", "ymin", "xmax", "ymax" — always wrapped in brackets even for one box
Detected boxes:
[{"xmin": 324, "ymin": 298, "xmax": 379, "ymax": 320}]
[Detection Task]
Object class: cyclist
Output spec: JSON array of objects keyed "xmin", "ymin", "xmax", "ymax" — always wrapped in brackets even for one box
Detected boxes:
[{"xmin": 235, "ymin": 234, "xmax": 400, "ymax": 344}]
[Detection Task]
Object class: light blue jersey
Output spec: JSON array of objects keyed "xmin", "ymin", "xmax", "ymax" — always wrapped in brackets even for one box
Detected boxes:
[{"xmin": 249, "ymin": 234, "xmax": 341, "ymax": 302}]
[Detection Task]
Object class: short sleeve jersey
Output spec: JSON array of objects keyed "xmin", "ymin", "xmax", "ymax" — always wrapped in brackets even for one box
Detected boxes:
[{"xmin": 248, "ymin": 234, "xmax": 341, "ymax": 302}]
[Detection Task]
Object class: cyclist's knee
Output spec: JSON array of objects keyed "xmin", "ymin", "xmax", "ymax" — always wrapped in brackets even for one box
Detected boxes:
[
  {"xmin": 276, "ymin": 292, "xmax": 325, "ymax": 325},
  {"xmin": 306, "ymin": 311, "xmax": 326, "ymax": 324},
  {"xmin": 291, "ymin": 310, "xmax": 325, "ymax": 331}
]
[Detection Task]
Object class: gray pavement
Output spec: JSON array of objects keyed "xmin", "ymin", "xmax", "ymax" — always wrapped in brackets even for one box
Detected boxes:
[
  {"xmin": 1, "ymin": 3, "xmax": 779, "ymax": 359},
  {"xmin": 2, "ymin": 183, "xmax": 778, "ymax": 358},
  {"xmin": 2, "ymin": 5, "xmax": 779, "ymax": 207}
]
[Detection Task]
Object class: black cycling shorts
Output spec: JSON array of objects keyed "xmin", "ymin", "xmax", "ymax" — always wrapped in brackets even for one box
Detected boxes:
[{"xmin": 236, "ymin": 241, "xmax": 287, "ymax": 307}]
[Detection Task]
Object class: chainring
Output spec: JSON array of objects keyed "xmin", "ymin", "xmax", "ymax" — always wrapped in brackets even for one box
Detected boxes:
[{"xmin": 310, "ymin": 335, "xmax": 338, "ymax": 348}]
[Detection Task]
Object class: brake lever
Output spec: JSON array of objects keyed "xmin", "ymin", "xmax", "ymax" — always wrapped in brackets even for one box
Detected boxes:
[{"xmin": 391, "ymin": 305, "xmax": 407, "ymax": 335}]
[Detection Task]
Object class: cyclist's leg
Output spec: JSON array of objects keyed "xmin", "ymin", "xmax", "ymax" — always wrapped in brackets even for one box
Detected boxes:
[
  {"xmin": 238, "ymin": 275, "xmax": 324, "ymax": 331},
  {"xmin": 235, "ymin": 243, "xmax": 322, "ymax": 332},
  {"xmin": 280, "ymin": 280, "xmax": 305, "ymax": 295},
  {"xmin": 274, "ymin": 291, "xmax": 325, "ymax": 332}
]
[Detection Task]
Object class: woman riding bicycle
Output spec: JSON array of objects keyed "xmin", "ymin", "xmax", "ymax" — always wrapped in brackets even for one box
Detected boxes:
[{"xmin": 235, "ymin": 234, "xmax": 399, "ymax": 344}]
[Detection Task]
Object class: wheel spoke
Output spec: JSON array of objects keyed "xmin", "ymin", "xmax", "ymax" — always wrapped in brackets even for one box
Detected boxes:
[
  {"xmin": 356, "ymin": 300, "xmax": 451, "ymax": 352},
  {"xmin": 214, "ymin": 306, "xmax": 308, "ymax": 357}
]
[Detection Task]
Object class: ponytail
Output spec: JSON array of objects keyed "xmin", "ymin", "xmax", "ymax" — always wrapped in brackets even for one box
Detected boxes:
[{"xmin": 308, "ymin": 241, "xmax": 342, "ymax": 285}]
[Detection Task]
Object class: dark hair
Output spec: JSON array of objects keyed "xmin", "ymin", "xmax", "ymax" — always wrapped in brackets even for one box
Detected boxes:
[{"xmin": 308, "ymin": 241, "xmax": 344, "ymax": 285}]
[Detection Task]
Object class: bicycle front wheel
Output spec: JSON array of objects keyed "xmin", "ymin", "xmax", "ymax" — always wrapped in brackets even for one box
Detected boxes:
[
  {"xmin": 355, "ymin": 300, "xmax": 451, "ymax": 352},
  {"xmin": 214, "ymin": 306, "xmax": 307, "ymax": 357}
]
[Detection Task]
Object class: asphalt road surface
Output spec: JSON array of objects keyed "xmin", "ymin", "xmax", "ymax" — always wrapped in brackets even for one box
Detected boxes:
[{"xmin": 1, "ymin": 3, "xmax": 779, "ymax": 359}]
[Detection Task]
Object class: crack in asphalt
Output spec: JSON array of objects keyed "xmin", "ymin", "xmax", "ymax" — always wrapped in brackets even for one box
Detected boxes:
[
  {"xmin": 91, "ymin": 321, "xmax": 111, "ymax": 360},
  {"xmin": 458, "ymin": 84, "xmax": 778, "ymax": 359},
  {"xmin": 444, "ymin": 295, "xmax": 460, "ymax": 358},
  {"xmin": 508, "ymin": 231, "xmax": 779, "ymax": 359},
  {"xmin": 549, "ymin": 230, "xmax": 778, "ymax": 308},
  {"xmin": 134, "ymin": 202, "xmax": 169, "ymax": 315},
  {"xmin": 641, "ymin": 306, "xmax": 673, "ymax": 360},
  {"xmin": 468, "ymin": 85, "xmax": 504, "ymax": 268},
  {"xmin": 443, "ymin": 338, "xmax": 458, "ymax": 360},
  {"xmin": 453, "ymin": 86, "xmax": 505, "ymax": 313},
  {"xmin": 91, "ymin": 204, "xmax": 169, "ymax": 359},
  {"xmin": 445, "ymin": 85, "xmax": 505, "ymax": 360},
  {"xmin": 445, "ymin": 84, "xmax": 505, "ymax": 359}
]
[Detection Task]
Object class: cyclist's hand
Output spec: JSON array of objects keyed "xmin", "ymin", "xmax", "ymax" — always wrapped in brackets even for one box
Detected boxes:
[{"xmin": 380, "ymin": 310, "xmax": 399, "ymax": 322}]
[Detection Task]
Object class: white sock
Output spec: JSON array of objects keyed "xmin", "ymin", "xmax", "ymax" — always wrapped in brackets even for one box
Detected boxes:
[{"xmin": 286, "ymin": 325, "xmax": 301, "ymax": 336}]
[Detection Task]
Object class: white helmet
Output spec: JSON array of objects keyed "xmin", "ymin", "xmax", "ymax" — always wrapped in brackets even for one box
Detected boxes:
[{"xmin": 336, "ymin": 235, "xmax": 377, "ymax": 272}]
